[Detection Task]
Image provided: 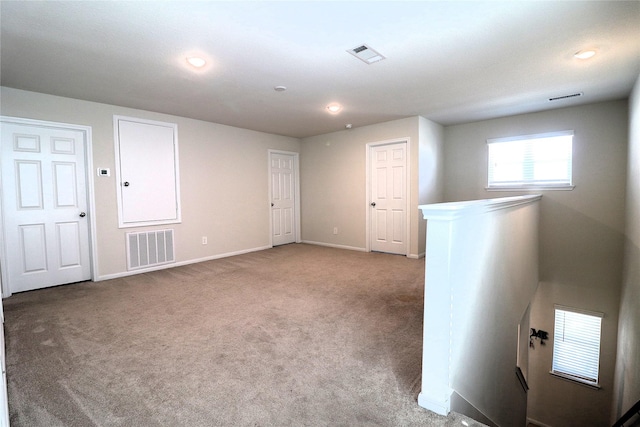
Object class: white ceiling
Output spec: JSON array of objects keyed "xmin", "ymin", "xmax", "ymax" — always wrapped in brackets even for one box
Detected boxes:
[{"xmin": 1, "ymin": 1, "xmax": 639, "ymax": 138}]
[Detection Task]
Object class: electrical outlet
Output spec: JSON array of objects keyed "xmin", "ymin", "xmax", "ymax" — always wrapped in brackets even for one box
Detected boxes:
[
  {"xmin": 202, "ymin": 236, "xmax": 208, "ymax": 245},
  {"xmin": 333, "ymin": 227, "xmax": 338, "ymax": 235}
]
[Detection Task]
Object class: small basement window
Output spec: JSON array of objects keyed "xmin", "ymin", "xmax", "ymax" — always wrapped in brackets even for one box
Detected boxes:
[
  {"xmin": 487, "ymin": 131, "xmax": 574, "ymax": 190},
  {"xmin": 551, "ymin": 305, "xmax": 603, "ymax": 388}
]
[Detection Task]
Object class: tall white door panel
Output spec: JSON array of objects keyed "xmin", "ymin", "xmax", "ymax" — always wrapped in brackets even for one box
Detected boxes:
[
  {"xmin": 114, "ymin": 116, "xmax": 180, "ymax": 227},
  {"xmin": 1, "ymin": 121, "xmax": 91, "ymax": 293},
  {"xmin": 370, "ymin": 142, "xmax": 407, "ymax": 255},
  {"xmin": 270, "ymin": 152, "xmax": 297, "ymax": 246}
]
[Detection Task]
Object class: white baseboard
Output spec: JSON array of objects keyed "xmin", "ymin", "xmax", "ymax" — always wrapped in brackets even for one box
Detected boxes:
[
  {"xmin": 301, "ymin": 240, "xmax": 366, "ymax": 252},
  {"xmin": 96, "ymin": 245, "xmax": 271, "ymax": 281},
  {"xmin": 527, "ymin": 417, "xmax": 553, "ymax": 427},
  {"xmin": 417, "ymin": 392, "xmax": 450, "ymax": 416},
  {"xmin": 96, "ymin": 241, "xmax": 414, "ymax": 282},
  {"xmin": 302, "ymin": 241, "xmax": 424, "ymax": 259}
]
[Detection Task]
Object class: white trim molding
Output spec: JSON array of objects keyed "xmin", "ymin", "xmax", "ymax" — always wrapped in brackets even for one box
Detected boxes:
[
  {"xmin": 301, "ymin": 240, "xmax": 366, "ymax": 253},
  {"xmin": 419, "ymin": 195, "xmax": 542, "ymax": 221},
  {"xmin": 96, "ymin": 245, "xmax": 271, "ymax": 281}
]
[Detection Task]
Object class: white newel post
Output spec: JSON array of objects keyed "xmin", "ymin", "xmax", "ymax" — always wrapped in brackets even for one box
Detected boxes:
[
  {"xmin": 417, "ymin": 195, "xmax": 541, "ymax": 417},
  {"xmin": 417, "ymin": 216, "xmax": 455, "ymax": 415}
]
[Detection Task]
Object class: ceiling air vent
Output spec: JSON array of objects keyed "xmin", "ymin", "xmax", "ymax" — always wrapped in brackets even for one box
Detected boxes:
[
  {"xmin": 549, "ymin": 92, "xmax": 583, "ymax": 102},
  {"xmin": 347, "ymin": 44, "xmax": 386, "ymax": 64}
]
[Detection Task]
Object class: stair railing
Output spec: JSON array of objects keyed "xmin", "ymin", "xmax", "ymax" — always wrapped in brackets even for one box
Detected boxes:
[{"xmin": 613, "ymin": 399, "xmax": 640, "ymax": 427}]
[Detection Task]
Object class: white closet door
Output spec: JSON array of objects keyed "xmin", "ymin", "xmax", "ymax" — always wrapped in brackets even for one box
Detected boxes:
[
  {"xmin": 370, "ymin": 142, "xmax": 407, "ymax": 255},
  {"xmin": 114, "ymin": 116, "xmax": 181, "ymax": 227},
  {"xmin": 270, "ymin": 152, "xmax": 296, "ymax": 246}
]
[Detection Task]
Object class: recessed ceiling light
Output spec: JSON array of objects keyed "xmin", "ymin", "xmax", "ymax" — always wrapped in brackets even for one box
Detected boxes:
[
  {"xmin": 274, "ymin": 86, "xmax": 287, "ymax": 92},
  {"xmin": 574, "ymin": 49, "xmax": 596, "ymax": 60},
  {"xmin": 186, "ymin": 56, "xmax": 207, "ymax": 68},
  {"xmin": 326, "ymin": 103, "xmax": 343, "ymax": 114}
]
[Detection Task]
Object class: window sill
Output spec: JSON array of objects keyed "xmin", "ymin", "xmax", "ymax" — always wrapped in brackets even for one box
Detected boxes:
[
  {"xmin": 549, "ymin": 371, "xmax": 601, "ymax": 390},
  {"xmin": 486, "ymin": 185, "xmax": 575, "ymax": 192}
]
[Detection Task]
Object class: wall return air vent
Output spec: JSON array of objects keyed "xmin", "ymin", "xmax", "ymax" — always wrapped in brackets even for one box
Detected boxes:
[
  {"xmin": 347, "ymin": 44, "xmax": 386, "ymax": 64},
  {"xmin": 126, "ymin": 229, "xmax": 175, "ymax": 271},
  {"xmin": 549, "ymin": 92, "xmax": 583, "ymax": 102}
]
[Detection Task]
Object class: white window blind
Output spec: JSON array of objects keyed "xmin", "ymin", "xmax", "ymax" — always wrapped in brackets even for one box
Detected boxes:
[
  {"xmin": 552, "ymin": 306, "xmax": 603, "ymax": 387},
  {"xmin": 487, "ymin": 131, "xmax": 573, "ymax": 189}
]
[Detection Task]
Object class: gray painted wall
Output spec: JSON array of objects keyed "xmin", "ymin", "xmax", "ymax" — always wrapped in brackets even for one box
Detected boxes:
[
  {"xmin": 443, "ymin": 100, "xmax": 628, "ymax": 426},
  {"xmin": 299, "ymin": 116, "xmax": 444, "ymax": 258},
  {"xmin": 612, "ymin": 75, "xmax": 640, "ymax": 423},
  {"xmin": 418, "ymin": 116, "xmax": 445, "ymax": 254},
  {"xmin": 2, "ymin": 83, "xmax": 635, "ymax": 425},
  {"xmin": 0, "ymin": 87, "xmax": 300, "ymax": 278}
]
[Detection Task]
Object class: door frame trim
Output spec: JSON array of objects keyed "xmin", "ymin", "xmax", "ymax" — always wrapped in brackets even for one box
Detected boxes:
[
  {"xmin": 0, "ymin": 116, "xmax": 97, "ymax": 298},
  {"xmin": 268, "ymin": 150, "xmax": 301, "ymax": 247},
  {"xmin": 365, "ymin": 138, "xmax": 411, "ymax": 256}
]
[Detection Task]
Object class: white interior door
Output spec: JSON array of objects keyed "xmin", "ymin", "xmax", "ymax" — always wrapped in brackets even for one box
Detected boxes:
[
  {"xmin": 1, "ymin": 120, "xmax": 91, "ymax": 293},
  {"xmin": 370, "ymin": 142, "xmax": 407, "ymax": 255},
  {"xmin": 270, "ymin": 152, "xmax": 297, "ymax": 246},
  {"xmin": 114, "ymin": 116, "xmax": 180, "ymax": 227}
]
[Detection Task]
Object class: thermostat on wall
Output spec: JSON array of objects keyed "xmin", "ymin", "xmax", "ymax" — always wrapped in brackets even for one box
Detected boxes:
[{"xmin": 97, "ymin": 168, "xmax": 110, "ymax": 177}]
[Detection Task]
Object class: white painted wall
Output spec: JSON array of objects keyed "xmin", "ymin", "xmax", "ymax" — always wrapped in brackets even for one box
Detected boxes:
[
  {"xmin": 419, "ymin": 195, "xmax": 540, "ymax": 427},
  {"xmin": 418, "ymin": 116, "xmax": 445, "ymax": 255},
  {"xmin": 2, "ymin": 83, "xmax": 633, "ymax": 425},
  {"xmin": 612, "ymin": 75, "xmax": 640, "ymax": 422},
  {"xmin": 444, "ymin": 100, "xmax": 628, "ymax": 427},
  {"xmin": 299, "ymin": 116, "xmax": 443, "ymax": 258},
  {"xmin": 0, "ymin": 87, "xmax": 300, "ymax": 279}
]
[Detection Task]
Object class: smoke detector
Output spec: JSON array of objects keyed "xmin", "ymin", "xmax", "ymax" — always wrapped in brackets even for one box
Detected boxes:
[{"xmin": 347, "ymin": 44, "xmax": 385, "ymax": 64}]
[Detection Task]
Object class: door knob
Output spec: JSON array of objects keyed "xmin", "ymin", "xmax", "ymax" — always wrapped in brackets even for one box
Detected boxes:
[
  {"xmin": 370, "ymin": 202, "xmax": 376, "ymax": 207},
  {"xmin": 271, "ymin": 203, "xmax": 274, "ymax": 207},
  {"xmin": 123, "ymin": 182, "xmax": 130, "ymax": 187},
  {"xmin": 79, "ymin": 212, "xmax": 86, "ymax": 217}
]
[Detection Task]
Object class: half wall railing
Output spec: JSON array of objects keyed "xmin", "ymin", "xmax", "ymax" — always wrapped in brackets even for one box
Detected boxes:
[{"xmin": 418, "ymin": 195, "xmax": 542, "ymax": 426}]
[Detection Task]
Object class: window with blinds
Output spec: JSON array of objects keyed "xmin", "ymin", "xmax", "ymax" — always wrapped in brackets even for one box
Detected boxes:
[
  {"xmin": 487, "ymin": 131, "xmax": 574, "ymax": 190},
  {"xmin": 551, "ymin": 305, "xmax": 603, "ymax": 387}
]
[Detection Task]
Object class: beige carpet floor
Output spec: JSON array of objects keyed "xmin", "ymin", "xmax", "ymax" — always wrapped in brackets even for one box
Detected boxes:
[{"xmin": 3, "ymin": 243, "xmax": 484, "ymax": 426}]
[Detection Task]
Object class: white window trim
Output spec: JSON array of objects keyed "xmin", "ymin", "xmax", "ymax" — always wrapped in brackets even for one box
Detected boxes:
[
  {"xmin": 486, "ymin": 130, "xmax": 574, "ymax": 191},
  {"xmin": 549, "ymin": 371, "xmax": 601, "ymax": 390},
  {"xmin": 550, "ymin": 304, "xmax": 604, "ymax": 389},
  {"xmin": 486, "ymin": 184, "xmax": 575, "ymax": 192}
]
